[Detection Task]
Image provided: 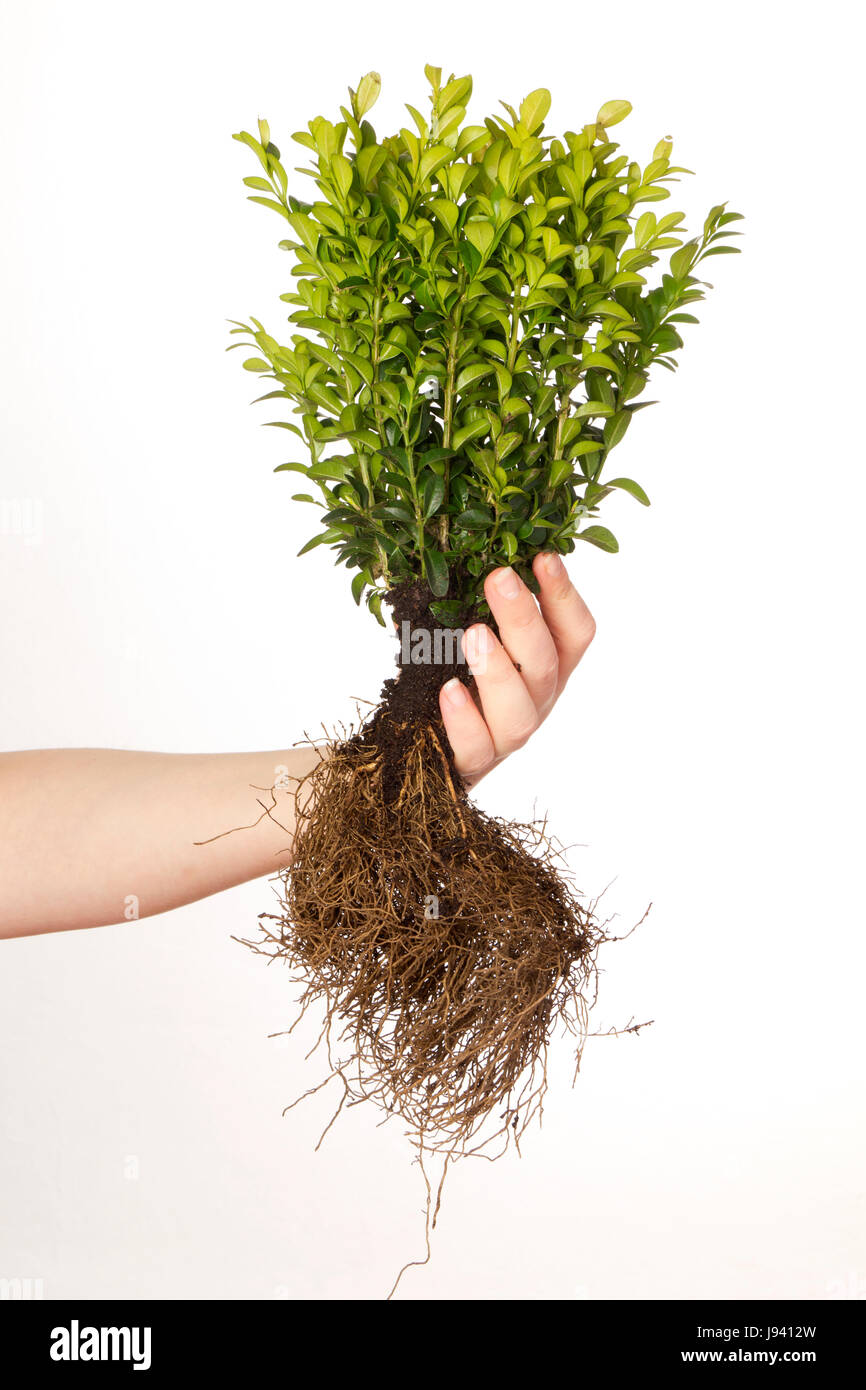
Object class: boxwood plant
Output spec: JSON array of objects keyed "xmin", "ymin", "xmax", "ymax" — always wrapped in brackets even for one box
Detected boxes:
[
  {"xmin": 231, "ymin": 67, "xmax": 740, "ymax": 626},
  {"xmin": 230, "ymin": 74, "xmax": 741, "ymax": 1287}
]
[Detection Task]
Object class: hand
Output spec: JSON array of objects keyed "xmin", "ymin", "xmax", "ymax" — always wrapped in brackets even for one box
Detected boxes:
[{"xmin": 438, "ymin": 552, "xmax": 596, "ymax": 786}]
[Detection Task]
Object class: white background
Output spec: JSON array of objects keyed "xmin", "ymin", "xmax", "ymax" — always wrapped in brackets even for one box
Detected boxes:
[{"xmin": 1, "ymin": 0, "xmax": 863, "ymax": 1301}]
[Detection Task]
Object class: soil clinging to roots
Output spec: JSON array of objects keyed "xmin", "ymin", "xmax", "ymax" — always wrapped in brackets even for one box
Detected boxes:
[{"xmin": 244, "ymin": 582, "xmax": 607, "ymax": 1162}]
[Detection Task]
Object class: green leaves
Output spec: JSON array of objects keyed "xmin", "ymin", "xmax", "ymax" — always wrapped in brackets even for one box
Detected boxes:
[
  {"xmin": 285, "ymin": 211, "xmax": 320, "ymax": 255},
  {"xmin": 455, "ymin": 363, "xmax": 491, "ymax": 392},
  {"xmin": 549, "ymin": 458, "xmax": 574, "ymax": 488},
  {"xmin": 519, "ymin": 88, "xmax": 551, "ymax": 135},
  {"xmin": 603, "ymin": 411, "xmax": 631, "ymax": 451},
  {"xmin": 607, "ymin": 477, "xmax": 650, "ymax": 506},
  {"xmin": 423, "ymin": 474, "xmax": 445, "ymax": 519},
  {"xmin": 670, "ymin": 241, "xmax": 697, "ymax": 280},
  {"xmin": 578, "ymin": 525, "xmax": 619, "ymax": 552},
  {"xmin": 596, "ymin": 99, "xmax": 632, "ymax": 128},
  {"xmin": 452, "ymin": 419, "xmax": 489, "ymax": 450},
  {"xmin": 329, "ymin": 153, "xmax": 354, "ymax": 202},
  {"xmin": 232, "ymin": 69, "xmax": 742, "ymax": 616},
  {"xmin": 424, "ymin": 548, "xmax": 450, "ymax": 596},
  {"xmin": 354, "ymin": 71, "xmax": 381, "ymax": 117},
  {"xmin": 457, "ymin": 507, "xmax": 495, "ymax": 528},
  {"xmin": 464, "ymin": 220, "xmax": 495, "ymax": 257},
  {"xmin": 429, "ymin": 599, "xmax": 464, "ymax": 627}
]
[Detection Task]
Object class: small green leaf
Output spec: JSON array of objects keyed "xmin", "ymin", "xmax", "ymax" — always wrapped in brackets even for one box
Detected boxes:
[
  {"xmin": 298, "ymin": 529, "xmax": 340, "ymax": 556},
  {"xmin": 431, "ymin": 197, "xmax": 459, "ymax": 236},
  {"xmin": 424, "ymin": 548, "xmax": 449, "ymax": 597},
  {"xmin": 577, "ymin": 525, "xmax": 619, "ymax": 552},
  {"xmin": 456, "ymin": 363, "xmax": 491, "ymax": 392},
  {"xmin": 607, "ymin": 477, "xmax": 650, "ymax": 505},
  {"xmin": 670, "ymin": 241, "xmax": 698, "ymax": 279},
  {"xmin": 596, "ymin": 99, "xmax": 632, "ymax": 128},
  {"xmin": 549, "ymin": 458, "xmax": 574, "ymax": 488},
  {"xmin": 465, "ymin": 220, "xmax": 495, "ymax": 256},
  {"xmin": 246, "ymin": 196, "xmax": 289, "ymax": 219},
  {"xmin": 452, "ymin": 419, "xmax": 489, "ymax": 450},
  {"xmin": 603, "ymin": 411, "xmax": 631, "ymax": 450},
  {"xmin": 286, "ymin": 211, "xmax": 320, "ymax": 255},
  {"xmin": 330, "ymin": 153, "xmax": 354, "ymax": 201},
  {"xmin": 423, "ymin": 474, "xmax": 445, "ymax": 519},
  {"xmin": 367, "ymin": 589, "xmax": 385, "ymax": 626},
  {"xmin": 430, "ymin": 599, "xmax": 464, "ymax": 627},
  {"xmin": 354, "ymin": 71, "xmax": 381, "ymax": 117},
  {"xmin": 459, "ymin": 241, "xmax": 482, "ymax": 277},
  {"xmin": 519, "ymin": 88, "xmax": 552, "ymax": 135},
  {"xmin": 582, "ymin": 350, "xmax": 620, "ymax": 372},
  {"xmin": 456, "ymin": 507, "xmax": 494, "ymax": 528}
]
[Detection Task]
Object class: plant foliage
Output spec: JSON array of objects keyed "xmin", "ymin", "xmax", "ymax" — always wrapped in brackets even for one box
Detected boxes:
[{"xmin": 231, "ymin": 67, "xmax": 741, "ymax": 623}]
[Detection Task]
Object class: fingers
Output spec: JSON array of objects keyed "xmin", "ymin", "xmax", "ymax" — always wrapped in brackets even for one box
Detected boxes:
[
  {"xmin": 461, "ymin": 623, "xmax": 540, "ymax": 760},
  {"xmin": 532, "ymin": 552, "xmax": 596, "ymax": 693},
  {"xmin": 483, "ymin": 566, "xmax": 560, "ymax": 715},
  {"xmin": 438, "ymin": 554, "xmax": 596, "ymax": 785},
  {"xmin": 438, "ymin": 677, "xmax": 496, "ymax": 784}
]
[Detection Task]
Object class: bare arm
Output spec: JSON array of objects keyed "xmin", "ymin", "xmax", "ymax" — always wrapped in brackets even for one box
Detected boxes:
[
  {"xmin": 0, "ymin": 746, "xmax": 322, "ymax": 938},
  {"xmin": 0, "ymin": 557, "xmax": 595, "ymax": 941}
]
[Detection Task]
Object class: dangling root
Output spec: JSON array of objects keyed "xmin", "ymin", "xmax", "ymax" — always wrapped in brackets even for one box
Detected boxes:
[
  {"xmin": 234, "ymin": 581, "xmax": 648, "ymax": 1294},
  {"xmin": 242, "ymin": 709, "xmax": 606, "ymax": 1159}
]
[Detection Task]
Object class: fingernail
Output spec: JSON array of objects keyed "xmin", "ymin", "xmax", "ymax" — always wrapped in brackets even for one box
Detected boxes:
[
  {"xmin": 493, "ymin": 566, "xmax": 521, "ymax": 598},
  {"xmin": 463, "ymin": 624, "xmax": 494, "ymax": 666},
  {"xmin": 542, "ymin": 551, "xmax": 564, "ymax": 576},
  {"xmin": 441, "ymin": 677, "xmax": 468, "ymax": 707}
]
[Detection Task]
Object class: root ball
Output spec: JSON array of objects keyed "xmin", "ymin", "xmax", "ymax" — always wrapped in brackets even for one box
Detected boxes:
[{"xmin": 251, "ymin": 712, "xmax": 604, "ymax": 1157}]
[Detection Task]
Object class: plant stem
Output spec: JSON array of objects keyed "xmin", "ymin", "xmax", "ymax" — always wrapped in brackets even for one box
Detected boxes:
[
  {"xmin": 439, "ymin": 311, "xmax": 462, "ymax": 550},
  {"xmin": 371, "ymin": 287, "xmax": 387, "ymax": 445},
  {"xmin": 506, "ymin": 278, "xmax": 525, "ymax": 373}
]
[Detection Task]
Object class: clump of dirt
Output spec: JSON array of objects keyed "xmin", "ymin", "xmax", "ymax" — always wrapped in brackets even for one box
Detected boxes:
[{"xmin": 357, "ymin": 580, "xmax": 480, "ymax": 797}]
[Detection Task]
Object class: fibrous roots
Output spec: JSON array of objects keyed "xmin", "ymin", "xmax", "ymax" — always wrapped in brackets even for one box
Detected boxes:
[{"xmin": 245, "ymin": 697, "xmax": 605, "ymax": 1161}]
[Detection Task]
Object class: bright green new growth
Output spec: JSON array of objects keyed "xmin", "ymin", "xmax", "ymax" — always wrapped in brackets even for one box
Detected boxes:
[{"xmin": 231, "ymin": 67, "xmax": 741, "ymax": 624}]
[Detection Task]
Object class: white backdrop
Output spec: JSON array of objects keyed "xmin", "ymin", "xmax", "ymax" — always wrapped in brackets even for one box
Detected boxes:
[{"xmin": 1, "ymin": 0, "xmax": 863, "ymax": 1301}]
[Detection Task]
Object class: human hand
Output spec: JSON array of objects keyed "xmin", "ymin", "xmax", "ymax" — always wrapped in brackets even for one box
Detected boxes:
[{"xmin": 438, "ymin": 552, "xmax": 596, "ymax": 787}]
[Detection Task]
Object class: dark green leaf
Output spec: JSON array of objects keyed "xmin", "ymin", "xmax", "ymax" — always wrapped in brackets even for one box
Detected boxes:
[
  {"xmin": 430, "ymin": 599, "xmax": 464, "ymax": 627},
  {"xmin": 607, "ymin": 477, "xmax": 650, "ymax": 505},
  {"xmin": 423, "ymin": 474, "xmax": 446, "ymax": 519},
  {"xmin": 577, "ymin": 525, "xmax": 619, "ymax": 552},
  {"xmin": 456, "ymin": 508, "xmax": 494, "ymax": 528},
  {"xmin": 424, "ymin": 548, "xmax": 449, "ymax": 596},
  {"xmin": 603, "ymin": 411, "xmax": 631, "ymax": 451}
]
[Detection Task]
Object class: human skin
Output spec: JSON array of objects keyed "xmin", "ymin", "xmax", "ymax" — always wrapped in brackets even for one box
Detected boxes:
[{"xmin": 0, "ymin": 554, "xmax": 595, "ymax": 939}]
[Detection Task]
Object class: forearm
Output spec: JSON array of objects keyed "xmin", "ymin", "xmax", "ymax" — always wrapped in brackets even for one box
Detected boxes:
[{"xmin": 0, "ymin": 746, "xmax": 323, "ymax": 938}]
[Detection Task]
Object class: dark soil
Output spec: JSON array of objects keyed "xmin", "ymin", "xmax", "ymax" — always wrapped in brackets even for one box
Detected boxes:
[{"xmin": 359, "ymin": 580, "xmax": 485, "ymax": 800}]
